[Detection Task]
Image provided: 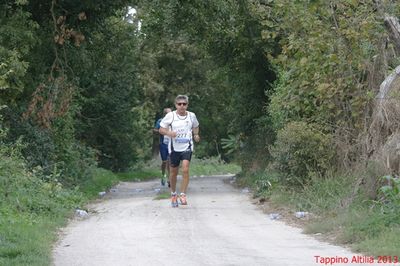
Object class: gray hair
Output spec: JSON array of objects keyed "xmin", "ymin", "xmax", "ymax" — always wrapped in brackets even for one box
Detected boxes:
[{"xmin": 175, "ymin": 95, "xmax": 189, "ymax": 104}]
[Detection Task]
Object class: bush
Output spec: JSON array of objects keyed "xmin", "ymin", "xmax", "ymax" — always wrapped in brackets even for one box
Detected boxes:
[
  {"xmin": 0, "ymin": 136, "xmax": 84, "ymax": 266},
  {"xmin": 271, "ymin": 121, "xmax": 334, "ymax": 187},
  {"xmin": 4, "ymin": 110, "xmax": 56, "ymax": 172},
  {"xmin": 252, "ymin": 170, "xmax": 280, "ymax": 198},
  {"xmin": 379, "ymin": 175, "xmax": 400, "ymax": 217},
  {"xmin": 0, "ymin": 155, "xmax": 83, "ymax": 217},
  {"xmin": 4, "ymin": 108, "xmax": 98, "ymax": 187}
]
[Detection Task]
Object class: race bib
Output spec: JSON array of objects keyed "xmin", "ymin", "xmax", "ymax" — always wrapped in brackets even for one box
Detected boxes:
[
  {"xmin": 175, "ymin": 138, "xmax": 190, "ymax": 143},
  {"xmin": 175, "ymin": 133, "xmax": 190, "ymax": 143}
]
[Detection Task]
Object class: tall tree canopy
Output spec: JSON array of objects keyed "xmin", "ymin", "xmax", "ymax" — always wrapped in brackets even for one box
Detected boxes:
[{"xmin": 2, "ymin": 0, "xmax": 400, "ymax": 181}]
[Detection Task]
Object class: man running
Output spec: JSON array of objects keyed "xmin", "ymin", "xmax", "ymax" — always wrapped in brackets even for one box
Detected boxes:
[
  {"xmin": 154, "ymin": 108, "xmax": 172, "ymax": 186},
  {"xmin": 159, "ymin": 95, "xmax": 200, "ymax": 207}
]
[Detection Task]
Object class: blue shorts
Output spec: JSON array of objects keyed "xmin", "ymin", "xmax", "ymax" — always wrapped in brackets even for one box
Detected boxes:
[{"xmin": 159, "ymin": 144, "xmax": 169, "ymax": 161}]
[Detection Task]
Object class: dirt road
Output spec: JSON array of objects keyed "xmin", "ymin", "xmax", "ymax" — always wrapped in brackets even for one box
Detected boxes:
[{"xmin": 53, "ymin": 175, "xmax": 378, "ymax": 266}]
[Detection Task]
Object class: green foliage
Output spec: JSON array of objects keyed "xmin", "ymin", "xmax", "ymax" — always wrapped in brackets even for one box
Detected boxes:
[
  {"xmin": 2, "ymin": 0, "xmax": 400, "ymax": 260},
  {"xmin": 0, "ymin": 217, "xmax": 59, "ymax": 266},
  {"xmin": 354, "ymin": 227, "xmax": 400, "ymax": 257},
  {"xmin": 221, "ymin": 134, "xmax": 242, "ymax": 155},
  {"xmin": 136, "ymin": 156, "xmax": 240, "ymax": 177},
  {"xmin": 262, "ymin": 169, "xmax": 400, "ymax": 255},
  {"xmin": 239, "ymin": 170, "xmax": 280, "ymax": 199},
  {"xmin": 0, "ymin": 122, "xmax": 126, "ymax": 265},
  {"xmin": 0, "ymin": 155, "xmax": 83, "ymax": 216},
  {"xmin": 137, "ymin": 0, "xmax": 276, "ymax": 160},
  {"xmin": 116, "ymin": 169, "xmax": 159, "ymax": 182},
  {"xmin": 333, "ymin": 205, "xmax": 400, "ymax": 253},
  {"xmin": 53, "ymin": 120, "xmax": 97, "ymax": 185},
  {"xmin": 0, "ymin": 134, "xmax": 85, "ymax": 265},
  {"xmin": 268, "ymin": 1, "xmax": 386, "ymax": 133},
  {"xmin": 1, "ymin": 0, "xmax": 147, "ymax": 176},
  {"xmin": 71, "ymin": 14, "xmax": 148, "ymax": 171},
  {"xmin": 239, "ymin": 115, "xmax": 276, "ymax": 173},
  {"xmin": 290, "ymin": 172, "xmax": 354, "ymax": 214},
  {"xmin": 0, "ymin": 2, "xmax": 39, "ymax": 104},
  {"xmin": 8, "ymin": 119, "xmax": 56, "ymax": 170},
  {"xmin": 271, "ymin": 121, "xmax": 334, "ymax": 187},
  {"xmin": 79, "ymin": 167, "xmax": 119, "ymax": 198},
  {"xmin": 379, "ymin": 175, "xmax": 400, "ymax": 214},
  {"xmin": 189, "ymin": 156, "xmax": 241, "ymax": 176},
  {"xmin": 254, "ymin": 175, "xmax": 274, "ymax": 198},
  {"xmin": 4, "ymin": 106, "xmax": 97, "ymax": 187}
]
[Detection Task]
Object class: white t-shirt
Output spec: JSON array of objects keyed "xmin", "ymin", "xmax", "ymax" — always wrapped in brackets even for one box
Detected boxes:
[{"xmin": 160, "ymin": 111, "xmax": 199, "ymax": 152}]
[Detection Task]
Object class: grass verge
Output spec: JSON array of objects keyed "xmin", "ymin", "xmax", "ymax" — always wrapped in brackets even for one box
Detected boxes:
[
  {"xmin": 0, "ymin": 162, "xmax": 118, "ymax": 265},
  {"xmin": 0, "ymin": 214, "xmax": 66, "ymax": 266},
  {"xmin": 1, "ymin": 156, "xmax": 240, "ymax": 265},
  {"xmin": 237, "ymin": 170, "xmax": 400, "ymax": 256}
]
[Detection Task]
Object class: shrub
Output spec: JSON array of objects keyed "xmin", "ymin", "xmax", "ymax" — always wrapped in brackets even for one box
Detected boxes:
[
  {"xmin": 253, "ymin": 170, "xmax": 280, "ymax": 198},
  {"xmin": 379, "ymin": 175, "xmax": 400, "ymax": 218},
  {"xmin": 271, "ymin": 121, "xmax": 334, "ymax": 187}
]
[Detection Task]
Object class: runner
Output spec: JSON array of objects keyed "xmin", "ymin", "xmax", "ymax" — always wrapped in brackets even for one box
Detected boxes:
[
  {"xmin": 154, "ymin": 108, "xmax": 172, "ymax": 186},
  {"xmin": 159, "ymin": 95, "xmax": 200, "ymax": 207}
]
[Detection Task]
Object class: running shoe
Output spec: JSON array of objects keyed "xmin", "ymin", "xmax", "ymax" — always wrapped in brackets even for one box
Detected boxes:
[
  {"xmin": 171, "ymin": 193, "xmax": 179, "ymax": 208},
  {"xmin": 179, "ymin": 193, "xmax": 187, "ymax": 205}
]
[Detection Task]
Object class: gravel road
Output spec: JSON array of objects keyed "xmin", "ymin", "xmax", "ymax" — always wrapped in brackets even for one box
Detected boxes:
[{"xmin": 53, "ymin": 175, "xmax": 380, "ymax": 266}]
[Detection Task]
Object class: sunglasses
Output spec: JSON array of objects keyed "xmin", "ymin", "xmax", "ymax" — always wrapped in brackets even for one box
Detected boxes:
[{"xmin": 176, "ymin": 102, "xmax": 187, "ymax": 106}]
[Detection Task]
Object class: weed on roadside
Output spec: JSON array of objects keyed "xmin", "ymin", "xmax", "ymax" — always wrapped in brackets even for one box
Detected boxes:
[{"xmin": 240, "ymin": 169, "xmax": 400, "ymax": 256}]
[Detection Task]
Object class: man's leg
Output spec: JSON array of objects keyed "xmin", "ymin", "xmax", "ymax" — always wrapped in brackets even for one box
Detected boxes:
[
  {"xmin": 160, "ymin": 145, "xmax": 169, "ymax": 186},
  {"xmin": 180, "ymin": 160, "xmax": 190, "ymax": 194},
  {"xmin": 169, "ymin": 165, "xmax": 179, "ymax": 192},
  {"xmin": 166, "ymin": 158, "xmax": 170, "ymax": 177},
  {"xmin": 161, "ymin": 160, "xmax": 167, "ymax": 175},
  {"xmin": 178, "ymin": 151, "xmax": 192, "ymax": 205},
  {"xmin": 169, "ymin": 151, "xmax": 180, "ymax": 207},
  {"xmin": 166, "ymin": 157, "xmax": 171, "ymax": 187}
]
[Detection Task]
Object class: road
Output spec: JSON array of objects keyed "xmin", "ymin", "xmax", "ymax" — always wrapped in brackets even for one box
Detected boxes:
[{"xmin": 53, "ymin": 175, "xmax": 379, "ymax": 266}]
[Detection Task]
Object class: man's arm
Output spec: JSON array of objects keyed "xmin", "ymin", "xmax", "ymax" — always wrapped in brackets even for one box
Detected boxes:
[
  {"xmin": 159, "ymin": 127, "xmax": 168, "ymax": 136},
  {"xmin": 159, "ymin": 112, "xmax": 175, "ymax": 137},
  {"xmin": 191, "ymin": 112, "xmax": 200, "ymax": 142},
  {"xmin": 159, "ymin": 127, "xmax": 177, "ymax": 138},
  {"xmin": 153, "ymin": 119, "xmax": 161, "ymax": 134},
  {"xmin": 192, "ymin": 127, "xmax": 200, "ymax": 142}
]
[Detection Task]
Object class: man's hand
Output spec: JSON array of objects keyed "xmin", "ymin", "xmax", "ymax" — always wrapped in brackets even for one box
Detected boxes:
[
  {"xmin": 168, "ymin": 131, "xmax": 177, "ymax": 138},
  {"xmin": 194, "ymin": 134, "xmax": 200, "ymax": 143}
]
